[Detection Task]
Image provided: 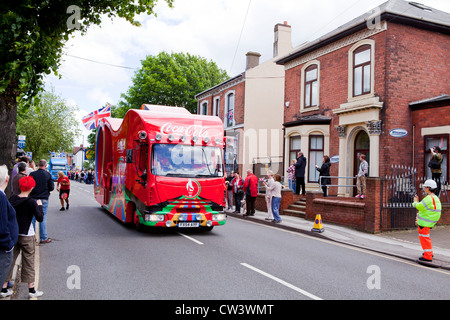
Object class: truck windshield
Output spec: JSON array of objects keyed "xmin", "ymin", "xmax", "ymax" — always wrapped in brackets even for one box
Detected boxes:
[{"xmin": 152, "ymin": 144, "xmax": 224, "ymax": 178}]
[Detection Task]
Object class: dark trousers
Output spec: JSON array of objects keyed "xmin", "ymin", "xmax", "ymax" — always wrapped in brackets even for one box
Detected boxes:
[
  {"xmin": 246, "ymin": 196, "xmax": 256, "ymax": 215},
  {"xmin": 234, "ymin": 192, "xmax": 243, "ymax": 212},
  {"xmin": 295, "ymin": 177, "xmax": 305, "ymax": 195},
  {"xmin": 432, "ymin": 173, "xmax": 441, "ymax": 197}
]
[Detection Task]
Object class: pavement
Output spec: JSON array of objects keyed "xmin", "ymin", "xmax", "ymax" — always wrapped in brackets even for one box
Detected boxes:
[{"xmin": 226, "ymin": 209, "xmax": 450, "ymax": 271}]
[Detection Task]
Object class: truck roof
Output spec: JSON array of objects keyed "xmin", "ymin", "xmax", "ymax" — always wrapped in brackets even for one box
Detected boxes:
[{"xmin": 100, "ymin": 105, "xmax": 224, "ymax": 137}]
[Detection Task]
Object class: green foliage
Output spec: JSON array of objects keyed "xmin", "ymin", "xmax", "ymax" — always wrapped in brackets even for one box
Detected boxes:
[
  {"xmin": 0, "ymin": 0, "xmax": 173, "ymax": 102},
  {"xmin": 114, "ymin": 52, "xmax": 229, "ymax": 117},
  {"xmin": 16, "ymin": 88, "xmax": 81, "ymax": 161}
]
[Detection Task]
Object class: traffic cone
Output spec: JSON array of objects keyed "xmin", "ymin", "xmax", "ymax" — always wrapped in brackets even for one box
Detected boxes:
[{"xmin": 311, "ymin": 214, "xmax": 324, "ymax": 233}]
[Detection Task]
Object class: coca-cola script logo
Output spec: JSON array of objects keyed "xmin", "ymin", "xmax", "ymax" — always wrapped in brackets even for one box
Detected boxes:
[
  {"xmin": 186, "ymin": 178, "xmax": 201, "ymax": 199},
  {"xmin": 161, "ymin": 122, "xmax": 210, "ymax": 138}
]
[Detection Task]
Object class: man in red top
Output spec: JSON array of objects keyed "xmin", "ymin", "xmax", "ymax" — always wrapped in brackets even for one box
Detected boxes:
[
  {"xmin": 56, "ymin": 171, "xmax": 70, "ymax": 211},
  {"xmin": 243, "ymin": 169, "xmax": 258, "ymax": 216}
]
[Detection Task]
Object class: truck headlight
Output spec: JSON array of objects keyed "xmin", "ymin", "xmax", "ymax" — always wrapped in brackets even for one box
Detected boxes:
[
  {"xmin": 212, "ymin": 214, "xmax": 226, "ymax": 221},
  {"xmin": 145, "ymin": 214, "xmax": 165, "ymax": 222}
]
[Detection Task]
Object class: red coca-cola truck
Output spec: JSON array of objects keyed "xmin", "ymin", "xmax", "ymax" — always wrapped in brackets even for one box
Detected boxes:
[{"xmin": 94, "ymin": 104, "xmax": 226, "ymax": 231}]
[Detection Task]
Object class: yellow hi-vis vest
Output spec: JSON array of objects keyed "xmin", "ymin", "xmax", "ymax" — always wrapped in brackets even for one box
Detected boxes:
[{"xmin": 412, "ymin": 194, "xmax": 441, "ymax": 228}]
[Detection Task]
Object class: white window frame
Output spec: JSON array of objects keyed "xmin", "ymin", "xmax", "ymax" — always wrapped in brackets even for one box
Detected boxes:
[
  {"xmin": 213, "ymin": 96, "xmax": 220, "ymax": 117},
  {"xmin": 199, "ymin": 100, "xmax": 208, "ymax": 115},
  {"xmin": 300, "ymin": 60, "xmax": 320, "ymax": 113},
  {"xmin": 347, "ymin": 39, "xmax": 375, "ymax": 102}
]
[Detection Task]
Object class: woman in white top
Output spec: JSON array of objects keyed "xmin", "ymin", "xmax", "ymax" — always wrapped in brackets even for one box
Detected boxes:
[{"xmin": 267, "ymin": 174, "xmax": 283, "ymax": 223}]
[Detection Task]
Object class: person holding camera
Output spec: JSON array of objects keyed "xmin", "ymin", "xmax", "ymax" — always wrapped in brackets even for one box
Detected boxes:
[
  {"xmin": 316, "ymin": 156, "xmax": 331, "ymax": 197},
  {"xmin": 413, "ymin": 179, "xmax": 441, "ymax": 262},
  {"xmin": 429, "ymin": 146, "xmax": 443, "ymax": 197},
  {"xmin": 355, "ymin": 154, "xmax": 368, "ymax": 199}
]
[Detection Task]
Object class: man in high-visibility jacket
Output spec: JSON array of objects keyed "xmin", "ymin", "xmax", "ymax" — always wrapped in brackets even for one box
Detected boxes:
[{"xmin": 412, "ymin": 179, "xmax": 442, "ymax": 262}]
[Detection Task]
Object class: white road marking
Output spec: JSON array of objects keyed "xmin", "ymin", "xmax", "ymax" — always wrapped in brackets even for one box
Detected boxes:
[
  {"xmin": 240, "ymin": 263, "xmax": 323, "ymax": 300},
  {"xmin": 178, "ymin": 232, "xmax": 204, "ymax": 245}
]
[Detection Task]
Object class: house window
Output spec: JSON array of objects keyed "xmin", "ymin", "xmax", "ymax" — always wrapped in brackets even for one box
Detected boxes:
[
  {"xmin": 425, "ymin": 135, "xmax": 448, "ymax": 182},
  {"xmin": 200, "ymin": 102, "xmax": 208, "ymax": 115},
  {"xmin": 308, "ymin": 135, "xmax": 324, "ymax": 183},
  {"xmin": 289, "ymin": 136, "xmax": 301, "ymax": 164},
  {"xmin": 304, "ymin": 65, "xmax": 318, "ymax": 107},
  {"xmin": 225, "ymin": 92, "xmax": 235, "ymax": 127},
  {"xmin": 353, "ymin": 45, "xmax": 371, "ymax": 96},
  {"xmin": 213, "ymin": 97, "xmax": 220, "ymax": 117}
]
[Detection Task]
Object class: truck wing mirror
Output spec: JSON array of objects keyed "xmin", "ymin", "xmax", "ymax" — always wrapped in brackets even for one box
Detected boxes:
[{"xmin": 126, "ymin": 149, "xmax": 134, "ymax": 163}]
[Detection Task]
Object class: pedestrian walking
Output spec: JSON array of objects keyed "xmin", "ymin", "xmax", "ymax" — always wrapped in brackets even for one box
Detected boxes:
[
  {"xmin": 263, "ymin": 171, "xmax": 275, "ymax": 221},
  {"xmin": 5, "ymin": 176, "xmax": 44, "ymax": 298},
  {"xmin": 56, "ymin": 171, "xmax": 70, "ymax": 211},
  {"xmin": 243, "ymin": 169, "xmax": 258, "ymax": 216},
  {"xmin": 316, "ymin": 156, "xmax": 331, "ymax": 197},
  {"xmin": 12, "ymin": 162, "xmax": 28, "ymax": 195},
  {"xmin": 29, "ymin": 160, "xmax": 54, "ymax": 244},
  {"xmin": 413, "ymin": 179, "xmax": 441, "ymax": 262},
  {"xmin": 270, "ymin": 174, "xmax": 283, "ymax": 224},
  {"xmin": 429, "ymin": 146, "xmax": 443, "ymax": 197},
  {"xmin": 355, "ymin": 154, "xmax": 368, "ymax": 199},
  {"xmin": 231, "ymin": 171, "xmax": 244, "ymax": 213},
  {"xmin": 294, "ymin": 152, "xmax": 307, "ymax": 195},
  {"xmin": 0, "ymin": 165, "xmax": 18, "ymax": 299},
  {"xmin": 86, "ymin": 170, "xmax": 93, "ymax": 184}
]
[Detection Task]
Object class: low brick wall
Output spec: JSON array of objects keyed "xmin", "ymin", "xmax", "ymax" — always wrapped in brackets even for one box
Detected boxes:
[
  {"xmin": 255, "ymin": 189, "xmax": 294, "ymax": 213},
  {"xmin": 306, "ymin": 192, "xmax": 366, "ymax": 231},
  {"xmin": 253, "ymin": 178, "xmax": 449, "ymax": 233},
  {"xmin": 439, "ymin": 204, "xmax": 450, "ymax": 225}
]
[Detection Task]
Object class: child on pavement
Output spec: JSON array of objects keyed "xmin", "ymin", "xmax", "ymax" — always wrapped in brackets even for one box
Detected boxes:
[{"xmin": 4, "ymin": 176, "xmax": 44, "ymax": 298}]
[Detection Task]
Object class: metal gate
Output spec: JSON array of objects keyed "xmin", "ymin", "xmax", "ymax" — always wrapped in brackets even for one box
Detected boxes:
[{"xmin": 380, "ymin": 165, "xmax": 420, "ymax": 231}]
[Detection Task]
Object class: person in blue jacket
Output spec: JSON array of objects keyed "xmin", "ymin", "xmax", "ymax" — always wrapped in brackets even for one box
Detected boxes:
[{"xmin": 0, "ymin": 165, "xmax": 18, "ymax": 298}]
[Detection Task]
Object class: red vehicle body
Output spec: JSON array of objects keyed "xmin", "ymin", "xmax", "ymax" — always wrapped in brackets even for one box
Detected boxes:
[{"xmin": 94, "ymin": 105, "xmax": 226, "ymax": 231}]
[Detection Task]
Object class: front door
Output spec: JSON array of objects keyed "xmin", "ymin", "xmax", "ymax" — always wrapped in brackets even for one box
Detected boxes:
[{"xmin": 353, "ymin": 131, "xmax": 370, "ymax": 195}]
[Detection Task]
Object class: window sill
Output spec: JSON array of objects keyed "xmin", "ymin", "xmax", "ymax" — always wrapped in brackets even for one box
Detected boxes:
[{"xmin": 300, "ymin": 106, "xmax": 319, "ymax": 113}]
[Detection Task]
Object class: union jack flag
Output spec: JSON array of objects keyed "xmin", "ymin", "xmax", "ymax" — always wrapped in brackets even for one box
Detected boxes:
[{"xmin": 81, "ymin": 105, "xmax": 111, "ymax": 130}]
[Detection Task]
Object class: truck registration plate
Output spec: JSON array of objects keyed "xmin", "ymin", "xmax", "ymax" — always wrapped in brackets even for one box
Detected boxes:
[{"xmin": 178, "ymin": 222, "xmax": 200, "ymax": 228}]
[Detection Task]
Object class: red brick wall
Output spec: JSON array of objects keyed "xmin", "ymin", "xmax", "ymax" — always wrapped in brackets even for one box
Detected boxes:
[
  {"xmin": 283, "ymin": 22, "xmax": 449, "ymax": 177},
  {"xmin": 198, "ymin": 80, "xmax": 246, "ymax": 126},
  {"xmin": 379, "ymin": 23, "xmax": 450, "ymax": 175},
  {"xmin": 283, "ymin": 31, "xmax": 386, "ymax": 123},
  {"xmin": 305, "ymin": 192, "xmax": 367, "ymax": 231},
  {"xmin": 283, "ymin": 31, "xmax": 386, "ymax": 178},
  {"xmin": 255, "ymin": 189, "xmax": 294, "ymax": 213},
  {"xmin": 304, "ymin": 178, "xmax": 448, "ymax": 233}
]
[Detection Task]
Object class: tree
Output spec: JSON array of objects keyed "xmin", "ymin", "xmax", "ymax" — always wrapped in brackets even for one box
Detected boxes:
[
  {"xmin": 114, "ymin": 51, "xmax": 229, "ymax": 117},
  {"xmin": 0, "ymin": 0, "xmax": 173, "ymax": 173},
  {"xmin": 17, "ymin": 88, "xmax": 81, "ymax": 161}
]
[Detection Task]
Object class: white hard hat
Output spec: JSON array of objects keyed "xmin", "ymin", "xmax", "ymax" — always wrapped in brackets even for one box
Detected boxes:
[{"xmin": 423, "ymin": 179, "xmax": 437, "ymax": 189}]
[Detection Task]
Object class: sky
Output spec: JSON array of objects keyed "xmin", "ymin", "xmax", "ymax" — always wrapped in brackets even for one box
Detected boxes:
[{"xmin": 43, "ymin": 0, "xmax": 450, "ymax": 147}]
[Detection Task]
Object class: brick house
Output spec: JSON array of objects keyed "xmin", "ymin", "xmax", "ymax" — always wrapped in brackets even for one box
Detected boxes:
[
  {"xmin": 195, "ymin": 22, "xmax": 293, "ymax": 176},
  {"xmin": 276, "ymin": 0, "xmax": 449, "ymax": 196}
]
